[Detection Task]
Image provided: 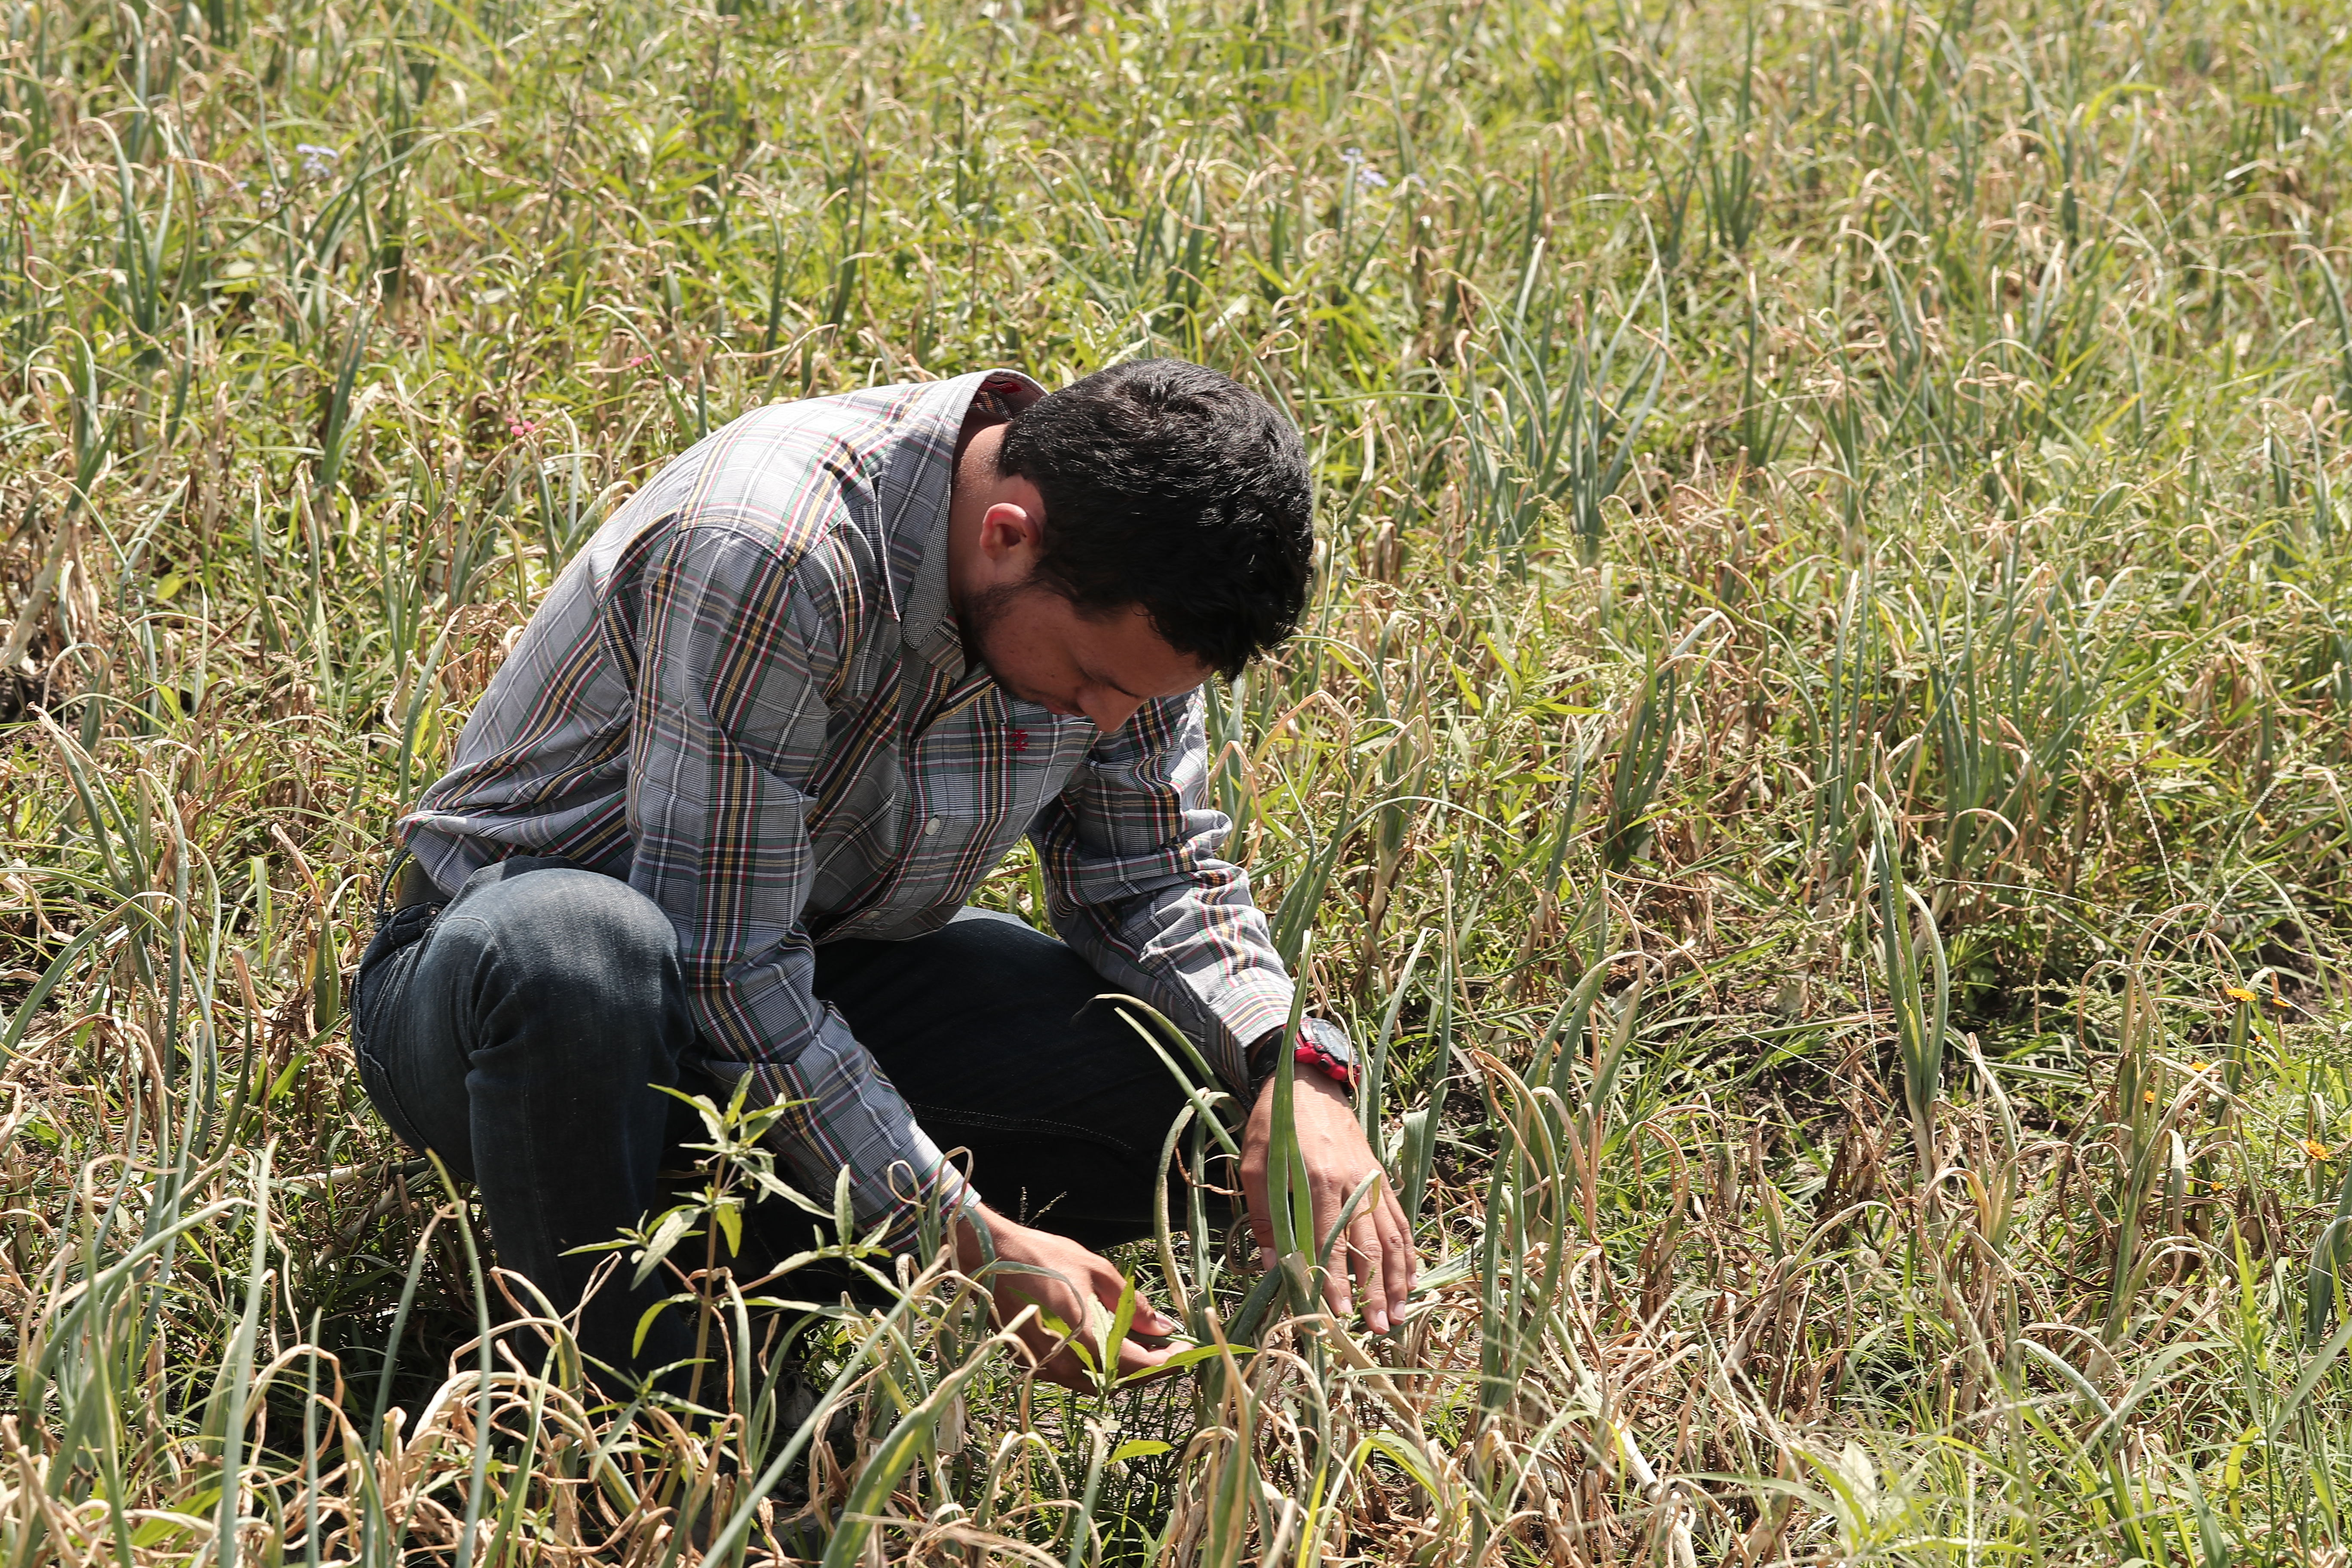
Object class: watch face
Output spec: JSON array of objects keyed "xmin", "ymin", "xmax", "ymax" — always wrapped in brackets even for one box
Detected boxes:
[{"xmin": 1303, "ymin": 1016, "xmax": 1355, "ymax": 1066}]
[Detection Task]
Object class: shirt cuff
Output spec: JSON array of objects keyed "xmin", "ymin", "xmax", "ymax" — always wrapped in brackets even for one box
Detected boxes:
[{"xmin": 1200, "ymin": 972, "xmax": 1297, "ymax": 1089}]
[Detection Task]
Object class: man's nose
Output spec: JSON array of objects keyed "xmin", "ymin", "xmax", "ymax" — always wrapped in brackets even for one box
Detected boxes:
[{"xmin": 1083, "ymin": 690, "xmax": 1143, "ymax": 733}]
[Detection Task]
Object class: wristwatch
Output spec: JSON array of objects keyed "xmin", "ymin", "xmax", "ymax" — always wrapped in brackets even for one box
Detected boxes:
[{"xmin": 1246, "ymin": 1016, "xmax": 1358, "ymax": 1106}]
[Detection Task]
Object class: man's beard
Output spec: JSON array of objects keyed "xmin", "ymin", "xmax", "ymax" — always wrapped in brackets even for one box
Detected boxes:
[{"xmin": 957, "ymin": 576, "xmax": 1032, "ymax": 693}]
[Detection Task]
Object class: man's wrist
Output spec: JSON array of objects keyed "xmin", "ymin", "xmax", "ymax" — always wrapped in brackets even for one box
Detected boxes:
[
  {"xmin": 871, "ymin": 1150, "xmax": 983, "ymax": 1256},
  {"xmin": 1245, "ymin": 1017, "xmax": 1358, "ymax": 1108},
  {"xmin": 953, "ymin": 1202, "xmax": 1008, "ymax": 1270}
]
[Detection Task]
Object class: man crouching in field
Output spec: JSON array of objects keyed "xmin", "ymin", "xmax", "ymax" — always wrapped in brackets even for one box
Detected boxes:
[{"xmin": 351, "ymin": 360, "xmax": 1416, "ymax": 1394}]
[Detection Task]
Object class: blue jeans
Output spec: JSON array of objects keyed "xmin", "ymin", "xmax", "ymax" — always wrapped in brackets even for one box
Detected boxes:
[{"xmin": 350, "ymin": 856, "xmax": 1210, "ymax": 1388}]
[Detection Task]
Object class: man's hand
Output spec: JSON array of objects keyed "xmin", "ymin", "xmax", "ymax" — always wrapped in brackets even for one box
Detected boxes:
[
  {"xmin": 953, "ymin": 1205, "xmax": 1177, "ymax": 1390},
  {"xmin": 1241, "ymin": 1072, "xmax": 1419, "ymax": 1332}
]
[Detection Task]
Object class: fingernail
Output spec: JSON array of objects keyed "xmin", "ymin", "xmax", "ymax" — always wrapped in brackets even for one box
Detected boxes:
[
  {"xmin": 1371, "ymin": 1311, "xmax": 1389, "ymax": 1332},
  {"xmin": 1259, "ymin": 1247, "xmax": 1275, "ymax": 1271}
]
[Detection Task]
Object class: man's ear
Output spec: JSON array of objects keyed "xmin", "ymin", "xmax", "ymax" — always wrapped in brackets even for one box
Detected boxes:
[{"xmin": 979, "ymin": 499, "xmax": 1043, "ymax": 563}]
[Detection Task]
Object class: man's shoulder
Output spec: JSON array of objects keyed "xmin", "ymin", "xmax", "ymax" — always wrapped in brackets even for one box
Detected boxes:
[
  {"xmin": 597, "ymin": 391, "xmax": 902, "ymax": 566},
  {"xmin": 663, "ymin": 378, "xmax": 994, "ymax": 539},
  {"xmin": 672, "ymin": 392, "xmax": 915, "ymax": 516},
  {"xmin": 587, "ymin": 372, "xmax": 1031, "ymax": 611}
]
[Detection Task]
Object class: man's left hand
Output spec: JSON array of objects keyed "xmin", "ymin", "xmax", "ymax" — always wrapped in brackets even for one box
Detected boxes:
[{"xmin": 1240, "ymin": 1072, "xmax": 1419, "ymax": 1332}]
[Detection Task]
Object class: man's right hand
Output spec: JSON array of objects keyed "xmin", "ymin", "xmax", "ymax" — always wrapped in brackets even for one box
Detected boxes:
[{"xmin": 953, "ymin": 1205, "xmax": 1177, "ymax": 1390}]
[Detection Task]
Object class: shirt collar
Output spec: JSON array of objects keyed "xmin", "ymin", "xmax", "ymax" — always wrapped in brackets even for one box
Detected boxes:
[{"xmin": 900, "ymin": 368, "xmax": 1045, "ymax": 674}]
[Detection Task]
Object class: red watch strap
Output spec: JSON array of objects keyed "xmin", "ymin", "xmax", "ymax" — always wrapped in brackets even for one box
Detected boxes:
[{"xmin": 1294, "ymin": 1030, "xmax": 1357, "ymax": 1089}]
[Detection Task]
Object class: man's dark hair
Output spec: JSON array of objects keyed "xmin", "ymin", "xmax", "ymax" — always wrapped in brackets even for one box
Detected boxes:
[{"xmin": 997, "ymin": 359, "xmax": 1314, "ymax": 679}]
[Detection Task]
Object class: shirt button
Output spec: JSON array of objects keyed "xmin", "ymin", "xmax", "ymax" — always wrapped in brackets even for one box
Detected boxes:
[{"xmin": 925, "ymin": 818, "xmax": 941, "ymax": 835}]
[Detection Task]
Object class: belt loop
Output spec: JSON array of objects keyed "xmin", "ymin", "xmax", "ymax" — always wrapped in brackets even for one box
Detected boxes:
[{"xmin": 376, "ymin": 842, "xmax": 413, "ymax": 928}]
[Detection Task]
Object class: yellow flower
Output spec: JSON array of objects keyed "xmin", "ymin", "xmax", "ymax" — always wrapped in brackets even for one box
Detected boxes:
[
  {"xmin": 2188, "ymin": 1060, "xmax": 2213, "ymax": 1075},
  {"xmin": 2144, "ymin": 1088, "xmax": 2157, "ymax": 1104},
  {"xmin": 2226, "ymin": 987, "xmax": 2257, "ymax": 1003},
  {"xmin": 2303, "ymin": 1139, "xmax": 2332, "ymax": 1163}
]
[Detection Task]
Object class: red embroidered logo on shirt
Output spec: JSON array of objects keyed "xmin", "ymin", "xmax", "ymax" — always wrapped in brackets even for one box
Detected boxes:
[{"xmin": 1010, "ymin": 729, "xmax": 1029, "ymax": 753}]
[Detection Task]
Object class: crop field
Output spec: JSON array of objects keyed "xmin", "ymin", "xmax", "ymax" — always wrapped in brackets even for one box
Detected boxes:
[{"xmin": 4, "ymin": 0, "xmax": 2352, "ymax": 1561}]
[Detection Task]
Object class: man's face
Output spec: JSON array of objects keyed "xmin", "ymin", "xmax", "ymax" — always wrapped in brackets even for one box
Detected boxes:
[{"xmin": 963, "ymin": 582, "xmax": 1211, "ymax": 734}]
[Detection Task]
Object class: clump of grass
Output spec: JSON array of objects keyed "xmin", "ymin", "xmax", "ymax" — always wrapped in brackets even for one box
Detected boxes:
[{"xmin": 5, "ymin": 0, "xmax": 2352, "ymax": 1561}]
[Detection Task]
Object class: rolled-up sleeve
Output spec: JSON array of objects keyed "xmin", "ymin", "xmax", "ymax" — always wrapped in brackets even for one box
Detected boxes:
[
  {"xmin": 627, "ymin": 521, "xmax": 972, "ymax": 1243},
  {"xmin": 1031, "ymin": 690, "xmax": 1296, "ymax": 1092}
]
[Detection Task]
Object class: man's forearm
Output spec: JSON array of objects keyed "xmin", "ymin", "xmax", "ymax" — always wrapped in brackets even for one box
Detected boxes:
[{"xmin": 712, "ymin": 1024, "xmax": 979, "ymax": 1246}]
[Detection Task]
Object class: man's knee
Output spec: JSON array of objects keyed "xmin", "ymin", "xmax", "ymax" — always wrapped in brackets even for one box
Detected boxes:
[{"xmin": 437, "ymin": 861, "xmax": 687, "ymax": 1050}]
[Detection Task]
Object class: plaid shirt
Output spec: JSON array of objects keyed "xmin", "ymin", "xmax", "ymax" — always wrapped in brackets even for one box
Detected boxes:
[{"xmin": 401, "ymin": 370, "xmax": 1296, "ymax": 1240}]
